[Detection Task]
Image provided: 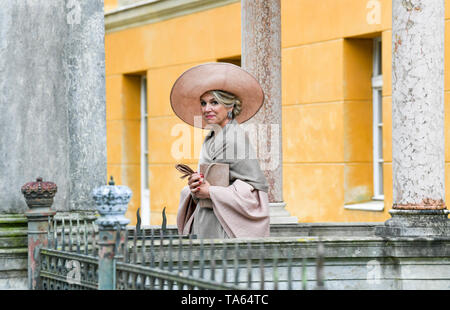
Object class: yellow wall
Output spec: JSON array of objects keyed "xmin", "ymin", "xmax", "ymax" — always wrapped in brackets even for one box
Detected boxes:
[
  {"xmin": 106, "ymin": 75, "xmax": 142, "ymax": 222},
  {"xmin": 105, "ymin": 0, "xmax": 450, "ymax": 226},
  {"xmin": 105, "ymin": 3, "xmax": 241, "ymax": 225},
  {"xmin": 104, "ymin": 0, "xmax": 118, "ymax": 12}
]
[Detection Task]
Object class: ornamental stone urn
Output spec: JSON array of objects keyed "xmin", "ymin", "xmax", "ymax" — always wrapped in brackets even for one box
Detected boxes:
[{"xmin": 92, "ymin": 176, "xmax": 131, "ymax": 228}]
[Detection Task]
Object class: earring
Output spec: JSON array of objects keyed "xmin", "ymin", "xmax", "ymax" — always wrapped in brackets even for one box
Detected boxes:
[{"xmin": 227, "ymin": 111, "xmax": 233, "ymax": 119}]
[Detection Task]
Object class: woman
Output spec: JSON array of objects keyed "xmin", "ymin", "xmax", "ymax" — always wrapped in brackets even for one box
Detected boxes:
[{"xmin": 171, "ymin": 62, "xmax": 270, "ymax": 239}]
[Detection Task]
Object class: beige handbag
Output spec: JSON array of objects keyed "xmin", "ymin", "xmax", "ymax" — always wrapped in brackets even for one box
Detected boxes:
[
  {"xmin": 199, "ymin": 163, "xmax": 229, "ymax": 208},
  {"xmin": 175, "ymin": 163, "xmax": 229, "ymax": 208}
]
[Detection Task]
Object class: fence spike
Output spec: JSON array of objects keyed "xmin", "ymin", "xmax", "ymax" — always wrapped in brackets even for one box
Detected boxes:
[
  {"xmin": 133, "ymin": 226, "xmax": 138, "ymax": 264},
  {"xmin": 68, "ymin": 217, "xmax": 73, "ymax": 252},
  {"xmin": 53, "ymin": 218, "xmax": 58, "ymax": 250},
  {"xmin": 222, "ymin": 243, "xmax": 228, "ymax": 284},
  {"xmin": 61, "ymin": 218, "xmax": 66, "ymax": 252},
  {"xmin": 188, "ymin": 235, "xmax": 193, "ymax": 275},
  {"xmin": 47, "ymin": 216, "xmax": 52, "ymax": 248},
  {"xmin": 115, "ymin": 223, "xmax": 122, "ymax": 260},
  {"xmin": 159, "ymin": 230, "xmax": 165, "ymax": 269},
  {"xmin": 161, "ymin": 207, "xmax": 167, "ymax": 233},
  {"xmin": 124, "ymin": 228, "xmax": 129, "ymax": 263},
  {"xmin": 168, "ymin": 234, "xmax": 174, "ymax": 289},
  {"xmin": 141, "ymin": 226, "xmax": 146, "ymax": 266},
  {"xmin": 49, "ymin": 216, "xmax": 54, "ymax": 248},
  {"xmin": 149, "ymin": 229, "xmax": 156, "ymax": 288},
  {"xmin": 302, "ymin": 257, "xmax": 307, "ymax": 290},
  {"xmin": 273, "ymin": 245, "xmax": 279, "ymax": 290},
  {"xmin": 287, "ymin": 247, "xmax": 293, "ymax": 290},
  {"xmin": 186, "ymin": 235, "xmax": 193, "ymax": 290},
  {"xmin": 83, "ymin": 219, "xmax": 88, "ymax": 255},
  {"xmin": 136, "ymin": 208, "xmax": 141, "ymax": 237},
  {"xmin": 76, "ymin": 218, "xmax": 81, "ymax": 254},
  {"xmin": 199, "ymin": 238, "xmax": 205, "ymax": 279},
  {"xmin": 233, "ymin": 242, "xmax": 239, "ymax": 286},
  {"xmin": 168, "ymin": 233, "xmax": 173, "ymax": 272},
  {"xmin": 149, "ymin": 270, "xmax": 155, "ymax": 290},
  {"xmin": 158, "ymin": 230, "xmax": 166, "ymax": 289},
  {"xmin": 246, "ymin": 242, "xmax": 252, "ymax": 288},
  {"xmin": 158, "ymin": 230, "xmax": 165, "ymax": 289},
  {"xmin": 177, "ymin": 234, "xmax": 184, "ymax": 290},
  {"xmin": 315, "ymin": 239, "xmax": 325, "ymax": 290},
  {"xmin": 259, "ymin": 243, "xmax": 265, "ymax": 290},
  {"xmin": 210, "ymin": 240, "xmax": 216, "ymax": 282},
  {"xmin": 87, "ymin": 221, "xmax": 92, "ymax": 255},
  {"xmin": 150, "ymin": 229, "xmax": 155, "ymax": 267},
  {"xmin": 131, "ymin": 271, "xmax": 137, "ymax": 290},
  {"xmin": 118, "ymin": 227, "xmax": 125, "ymax": 262},
  {"xmin": 91, "ymin": 221, "xmax": 97, "ymax": 257}
]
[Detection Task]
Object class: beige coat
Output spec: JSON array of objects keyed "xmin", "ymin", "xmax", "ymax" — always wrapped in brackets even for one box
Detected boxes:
[{"xmin": 176, "ymin": 119, "xmax": 270, "ymax": 238}]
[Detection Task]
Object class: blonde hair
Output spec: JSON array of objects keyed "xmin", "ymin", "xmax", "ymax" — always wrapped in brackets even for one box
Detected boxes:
[{"xmin": 209, "ymin": 90, "xmax": 242, "ymax": 118}]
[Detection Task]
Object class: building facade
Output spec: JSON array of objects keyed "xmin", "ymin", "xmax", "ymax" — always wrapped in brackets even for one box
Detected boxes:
[{"xmin": 103, "ymin": 0, "xmax": 450, "ymax": 226}]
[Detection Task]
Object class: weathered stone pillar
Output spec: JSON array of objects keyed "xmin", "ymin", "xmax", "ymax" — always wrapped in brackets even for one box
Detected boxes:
[
  {"xmin": 22, "ymin": 178, "xmax": 57, "ymax": 290},
  {"xmin": 376, "ymin": 0, "xmax": 449, "ymax": 237},
  {"xmin": 0, "ymin": 0, "xmax": 106, "ymax": 288},
  {"xmin": 93, "ymin": 177, "xmax": 131, "ymax": 290},
  {"xmin": 241, "ymin": 0, "xmax": 297, "ymax": 224},
  {"xmin": 0, "ymin": 0, "xmax": 106, "ymax": 217}
]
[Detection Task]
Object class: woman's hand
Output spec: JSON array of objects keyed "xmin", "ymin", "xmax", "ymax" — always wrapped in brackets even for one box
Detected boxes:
[{"xmin": 188, "ymin": 172, "xmax": 210, "ymax": 199}]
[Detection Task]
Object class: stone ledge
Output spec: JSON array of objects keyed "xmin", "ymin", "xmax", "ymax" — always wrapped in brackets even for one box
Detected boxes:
[
  {"xmin": 136, "ymin": 222, "xmax": 384, "ymax": 238},
  {"xmin": 0, "ymin": 214, "xmax": 28, "ymax": 250},
  {"xmin": 0, "ymin": 214, "xmax": 27, "ymax": 225},
  {"xmin": 105, "ymin": 0, "xmax": 240, "ymax": 33},
  {"xmin": 270, "ymin": 222, "xmax": 382, "ymax": 237}
]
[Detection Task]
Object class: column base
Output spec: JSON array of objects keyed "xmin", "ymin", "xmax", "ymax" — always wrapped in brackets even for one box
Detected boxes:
[
  {"xmin": 375, "ymin": 209, "xmax": 450, "ymax": 237},
  {"xmin": 269, "ymin": 202, "xmax": 298, "ymax": 224}
]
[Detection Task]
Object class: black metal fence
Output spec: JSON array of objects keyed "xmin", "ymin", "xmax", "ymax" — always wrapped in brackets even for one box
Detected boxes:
[{"xmin": 37, "ymin": 216, "xmax": 325, "ymax": 290}]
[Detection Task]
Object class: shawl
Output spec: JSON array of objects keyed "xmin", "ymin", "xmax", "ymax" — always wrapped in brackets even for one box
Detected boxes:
[
  {"xmin": 199, "ymin": 119, "xmax": 268, "ymax": 192},
  {"xmin": 177, "ymin": 181, "xmax": 270, "ymax": 238}
]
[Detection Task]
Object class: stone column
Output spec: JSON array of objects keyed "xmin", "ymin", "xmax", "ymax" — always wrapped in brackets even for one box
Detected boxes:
[
  {"xmin": 0, "ymin": 0, "xmax": 106, "ymax": 218},
  {"xmin": 0, "ymin": 0, "xmax": 106, "ymax": 288},
  {"xmin": 376, "ymin": 0, "xmax": 449, "ymax": 237},
  {"xmin": 93, "ymin": 177, "xmax": 131, "ymax": 290},
  {"xmin": 241, "ymin": 0, "xmax": 297, "ymax": 224}
]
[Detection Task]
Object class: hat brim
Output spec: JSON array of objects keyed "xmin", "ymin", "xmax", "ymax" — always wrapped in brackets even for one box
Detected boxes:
[{"xmin": 170, "ymin": 62, "xmax": 264, "ymax": 129}]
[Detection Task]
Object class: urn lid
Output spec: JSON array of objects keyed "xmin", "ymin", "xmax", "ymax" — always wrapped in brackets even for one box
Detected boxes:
[{"xmin": 21, "ymin": 177, "xmax": 57, "ymax": 199}]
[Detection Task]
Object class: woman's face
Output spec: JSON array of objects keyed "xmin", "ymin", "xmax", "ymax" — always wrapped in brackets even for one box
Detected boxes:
[{"xmin": 200, "ymin": 92, "xmax": 233, "ymax": 128}]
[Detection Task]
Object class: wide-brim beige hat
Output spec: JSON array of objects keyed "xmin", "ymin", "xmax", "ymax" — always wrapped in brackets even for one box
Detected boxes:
[{"xmin": 170, "ymin": 62, "xmax": 264, "ymax": 128}]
